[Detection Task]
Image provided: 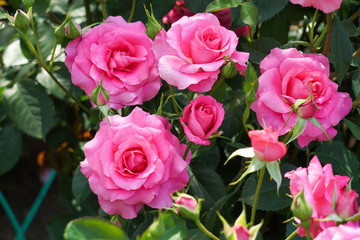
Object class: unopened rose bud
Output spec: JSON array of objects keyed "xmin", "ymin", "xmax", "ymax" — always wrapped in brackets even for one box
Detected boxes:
[
  {"xmin": 291, "ymin": 187, "xmax": 313, "ymax": 231},
  {"xmin": 336, "ymin": 190, "xmax": 359, "ymax": 219},
  {"xmin": 144, "ymin": 4, "xmax": 163, "ymax": 40},
  {"xmin": 22, "ymin": 0, "xmax": 34, "ymax": 9},
  {"xmin": 55, "ymin": 24, "xmax": 66, "ymax": 38},
  {"xmin": 174, "ymin": 193, "xmax": 200, "ymax": 221},
  {"xmin": 66, "ymin": 19, "xmax": 81, "ymax": 39},
  {"xmin": 91, "ymin": 80, "xmax": 109, "ymax": 106},
  {"xmin": 296, "ymin": 99, "xmax": 317, "ymax": 119},
  {"xmin": 14, "ymin": 10, "xmax": 31, "ymax": 33},
  {"xmin": 221, "ymin": 59, "xmax": 237, "ymax": 79}
]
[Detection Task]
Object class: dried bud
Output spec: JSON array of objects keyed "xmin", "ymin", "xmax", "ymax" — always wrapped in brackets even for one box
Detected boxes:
[
  {"xmin": 14, "ymin": 10, "xmax": 31, "ymax": 33},
  {"xmin": 174, "ymin": 193, "xmax": 200, "ymax": 221}
]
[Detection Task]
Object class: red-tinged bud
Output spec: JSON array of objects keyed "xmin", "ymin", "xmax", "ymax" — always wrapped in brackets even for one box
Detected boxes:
[
  {"xmin": 174, "ymin": 193, "xmax": 200, "ymax": 221},
  {"xmin": 297, "ymin": 99, "xmax": 317, "ymax": 119},
  {"xmin": 14, "ymin": 10, "xmax": 31, "ymax": 33},
  {"xmin": 66, "ymin": 19, "xmax": 81, "ymax": 39}
]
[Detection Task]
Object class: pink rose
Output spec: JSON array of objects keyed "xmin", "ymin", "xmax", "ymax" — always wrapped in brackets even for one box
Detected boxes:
[
  {"xmin": 80, "ymin": 107, "xmax": 190, "ymax": 219},
  {"xmin": 65, "ymin": 16, "xmax": 161, "ymax": 109},
  {"xmin": 314, "ymin": 225, "xmax": 360, "ymax": 240},
  {"xmin": 285, "ymin": 156, "xmax": 359, "ymax": 238},
  {"xmin": 154, "ymin": 13, "xmax": 249, "ymax": 92},
  {"xmin": 180, "ymin": 95, "xmax": 225, "ymax": 145},
  {"xmin": 231, "ymin": 225, "xmax": 250, "ymax": 240},
  {"xmin": 336, "ymin": 190, "xmax": 359, "ymax": 219},
  {"xmin": 162, "ymin": 0, "xmax": 193, "ymax": 25},
  {"xmin": 290, "ymin": 0, "xmax": 342, "ymax": 13},
  {"xmin": 248, "ymin": 126, "xmax": 287, "ymax": 162},
  {"xmin": 251, "ymin": 48, "xmax": 352, "ymax": 147}
]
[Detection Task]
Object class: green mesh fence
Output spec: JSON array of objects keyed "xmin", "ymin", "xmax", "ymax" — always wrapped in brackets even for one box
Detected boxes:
[{"xmin": 0, "ymin": 169, "xmax": 57, "ymax": 240}]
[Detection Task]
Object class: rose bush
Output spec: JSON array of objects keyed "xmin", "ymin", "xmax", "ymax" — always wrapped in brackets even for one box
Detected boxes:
[
  {"xmin": 65, "ymin": 16, "xmax": 161, "ymax": 109},
  {"xmin": 153, "ymin": 13, "xmax": 249, "ymax": 92},
  {"xmin": 290, "ymin": 0, "xmax": 343, "ymax": 13},
  {"xmin": 248, "ymin": 126, "xmax": 287, "ymax": 162},
  {"xmin": 285, "ymin": 156, "xmax": 359, "ymax": 238},
  {"xmin": 180, "ymin": 95, "xmax": 224, "ymax": 145},
  {"xmin": 80, "ymin": 107, "xmax": 191, "ymax": 219},
  {"xmin": 251, "ymin": 48, "xmax": 352, "ymax": 147}
]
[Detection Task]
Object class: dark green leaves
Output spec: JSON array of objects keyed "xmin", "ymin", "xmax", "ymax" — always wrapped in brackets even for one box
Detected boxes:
[
  {"xmin": 64, "ymin": 218, "xmax": 129, "ymax": 240},
  {"xmin": 140, "ymin": 212, "xmax": 187, "ymax": 240},
  {"xmin": 72, "ymin": 166, "xmax": 92, "ymax": 204},
  {"xmin": 3, "ymin": 80, "xmax": 54, "ymax": 139},
  {"xmin": 240, "ymin": 2, "xmax": 258, "ymax": 27},
  {"xmin": 0, "ymin": 124, "xmax": 22, "ymax": 176},
  {"xmin": 329, "ymin": 16, "xmax": 353, "ymax": 83},
  {"xmin": 254, "ymin": 0, "xmax": 289, "ymax": 22},
  {"xmin": 316, "ymin": 141, "xmax": 359, "ymax": 178}
]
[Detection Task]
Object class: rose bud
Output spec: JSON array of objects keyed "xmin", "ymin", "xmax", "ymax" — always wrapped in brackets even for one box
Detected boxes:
[
  {"xmin": 66, "ymin": 19, "xmax": 81, "ymax": 39},
  {"xmin": 248, "ymin": 126, "xmax": 287, "ymax": 162},
  {"xmin": 221, "ymin": 59, "xmax": 238, "ymax": 79},
  {"xmin": 54, "ymin": 24, "xmax": 66, "ymax": 38},
  {"xmin": 174, "ymin": 193, "xmax": 200, "ymax": 221},
  {"xmin": 336, "ymin": 190, "xmax": 359, "ymax": 219},
  {"xmin": 14, "ymin": 10, "xmax": 31, "ymax": 33},
  {"xmin": 296, "ymin": 99, "xmax": 317, "ymax": 119},
  {"xmin": 144, "ymin": 4, "xmax": 162, "ymax": 40},
  {"xmin": 180, "ymin": 95, "xmax": 225, "ymax": 145},
  {"xmin": 291, "ymin": 187, "xmax": 313, "ymax": 231},
  {"xmin": 91, "ymin": 79, "xmax": 109, "ymax": 106}
]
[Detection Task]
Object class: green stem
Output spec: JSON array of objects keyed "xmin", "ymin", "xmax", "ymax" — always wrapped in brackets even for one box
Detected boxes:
[
  {"xmin": 49, "ymin": 36, "xmax": 58, "ymax": 69},
  {"xmin": 250, "ymin": 166, "xmax": 266, "ymax": 227},
  {"xmin": 209, "ymin": 75, "xmax": 225, "ymax": 96},
  {"xmin": 100, "ymin": 0, "xmax": 107, "ymax": 19},
  {"xmin": 323, "ymin": 13, "xmax": 332, "ymax": 56},
  {"xmin": 169, "ymin": 85, "xmax": 180, "ymax": 114},
  {"xmin": 353, "ymin": 48, "xmax": 360, "ymax": 60},
  {"xmin": 23, "ymin": 34, "xmax": 99, "ymax": 120},
  {"xmin": 83, "ymin": 0, "xmax": 92, "ymax": 25},
  {"xmin": 188, "ymin": 91, "xmax": 195, "ymax": 105},
  {"xmin": 349, "ymin": 9, "xmax": 360, "ymax": 21},
  {"xmin": 285, "ymin": 227, "xmax": 300, "ymax": 240},
  {"xmin": 305, "ymin": 229, "xmax": 311, "ymax": 240},
  {"xmin": 282, "ymin": 129, "xmax": 293, "ymax": 145},
  {"xmin": 128, "ymin": 0, "xmax": 136, "ymax": 23},
  {"xmin": 194, "ymin": 219, "xmax": 219, "ymax": 240},
  {"xmin": 31, "ymin": 18, "xmax": 43, "ymax": 62},
  {"xmin": 183, "ymin": 141, "xmax": 193, "ymax": 160},
  {"xmin": 242, "ymin": 103, "xmax": 251, "ymax": 134},
  {"xmin": 309, "ymin": 10, "xmax": 318, "ymax": 52},
  {"xmin": 313, "ymin": 26, "xmax": 327, "ymax": 50}
]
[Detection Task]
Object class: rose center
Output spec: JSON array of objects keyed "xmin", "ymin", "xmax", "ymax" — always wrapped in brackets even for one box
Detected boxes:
[
  {"xmin": 122, "ymin": 148, "xmax": 147, "ymax": 173},
  {"xmin": 202, "ymin": 27, "xmax": 221, "ymax": 50},
  {"xmin": 108, "ymin": 50, "xmax": 132, "ymax": 72},
  {"xmin": 195, "ymin": 105, "xmax": 214, "ymax": 133}
]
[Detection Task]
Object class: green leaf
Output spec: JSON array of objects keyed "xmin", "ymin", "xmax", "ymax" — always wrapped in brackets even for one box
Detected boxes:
[
  {"xmin": 244, "ymin": 61, "xmax": 258, "ymax": 103},
  {"xmin": 352, "ymin": 71, "xmax": 360, "ymax": 97},
  {"xmin": 307, "ymin": 117, "xmax": 331, "ymax": 142},
  {"xmin": 341, "ymin": 19, "xmax": 360, "ymax": 37},
  {"xmin": 266, "ymin": 161, "xmax": 282, "ymax": 193},
  {"xmin": 239, "ymin": 38, "xmax": 281, "ymax": 63},
  {"xmin": 240, "ymin": 2, "xmax": 258, "ymax": 26},
  {"xmin": 286, "ymin": 115, "xmax": 307, "ymax": 145},
  {"xmin": 240, "ymin": 163, "xmax": 296, "ymax": 211},
  {"xmin": 0, "ymin": 124, "xmax": 22, "ymax": 176},
  {"xmin": 35, "ymin": 17, "xmax": 57, "ymax": 59},
  {"xmin": 64, "ymin": 217, "xmax": 129, "ymax": 240},
  {"xmin": 2, "ymin": 80, "xmax": 54, "ymax": 139},
  {"xmin": 329, "ymin": 15, "xmax": 353, "ymax": 83},
  {"xmin": 343, "ymin": 118, "xmax": 360, "ymax": 141},
  {"xmin": 254, "ymin": 0, "xmax": 289, "ymax": 22},
  {"xmin": 189, "ymin": 164, "xmax": 227, "ymax": 209},
  {"xmin": 3, "ymin": 40, "xmax": 29, "ymax": 67},
  {"xmin": 211, "ymin": 79, "xmax": 227, "ymax": 102},
  {"xmin": 206, "ymin": 0, "xmax": 243, "ymax": 12},
  {"xmin": 230, "ymin": 157, "xmax": 266, "ymax": 186},
  {"xmin": 315, "ymin": 140, "xmax": 359, "ymax": 178},
  {"xmin": 36, "ymin": 62, "xmax": 83, "ymax": 102},
  {"xmin": 72, "ymin": 166, "xmax": 92, "ymax": 204},
  {"xmin": 259, "ymin": 13, "xmax": 290, "ymax": 44},
  {"xmin": 140, "ymin": 212, "xmax": 186, "ymax": 240}
]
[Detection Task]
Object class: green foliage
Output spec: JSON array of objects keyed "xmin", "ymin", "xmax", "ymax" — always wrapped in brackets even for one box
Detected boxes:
[
  {"xmin": 2, "ymin": 80, "xmax": 54, "ymax": 139},
  {"xmin": 64, "ymin": 217, "xmax": 129, "ymax": 240},
  {"xmin": 140, "ymin": 212, "xmax": 187, "ymax": 240},
  {"xmin": 254, "ymin": 0, "xmax": 289, "ymax": 22},
  {"xmin": 240, "ymin": 2, "xmax": 258, "ymax": 27},
  {"xmin": 0, "ymin": 124, "xmax": 22, "ymax": 176},
  {"xmin": 206, "ymin": 0, "xmax": 242, "ymax": 12},
  {"xmin": 72, "ymin": 166, "xmax": 92, "ymax": 204}
]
